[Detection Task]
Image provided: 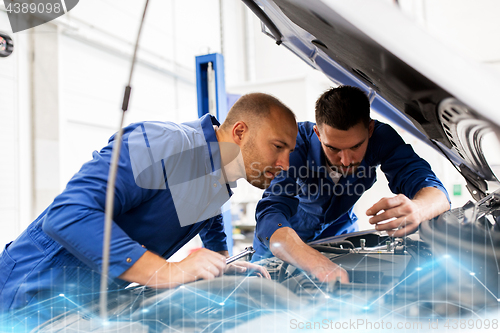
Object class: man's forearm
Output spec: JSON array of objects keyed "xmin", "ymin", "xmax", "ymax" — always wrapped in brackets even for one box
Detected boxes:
[
  {"xmin": 118, "ymin": 251, "xmax": 175, "ymax": 287},
  {"xmin": 269, "ymin": 227, "xmax": 349, "ymax": 282},
  {"xmin": 412, "ymin": 187, "xmax": 450, "ymax": 221},
  {"xmin": 119, "ymin": 248, "xmax": 228, "ymax": 288}
]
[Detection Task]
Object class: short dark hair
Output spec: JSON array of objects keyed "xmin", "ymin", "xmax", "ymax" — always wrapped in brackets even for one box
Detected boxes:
[
  {"xmin": 315, "ymin": 86, "xmax": 370, "ymax": 130},
  {"xmin": 221, "ymin": 92, "xmax": 295, "ymax": 130}
]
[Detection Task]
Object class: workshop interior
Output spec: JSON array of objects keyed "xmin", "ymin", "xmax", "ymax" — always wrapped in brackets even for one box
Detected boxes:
[{"xmin": 1, "ymin": 0, "xmax": 500, "ymax": 332}]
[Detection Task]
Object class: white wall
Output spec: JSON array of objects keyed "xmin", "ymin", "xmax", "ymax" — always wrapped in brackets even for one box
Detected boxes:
[
  {"xmin": 0, "ymin": 11, "xmax": 32, "ymax": 246},
  {"xmin": 398, "ymin": 0, "xmax": 500, "ymax": 73},
  {"xmin": 0, "ymin": 0, "xmax": 223, "ymax": 248},
  {"xmin": 57, "ymin": 0, "xmax": 222, "ymax": 187}
]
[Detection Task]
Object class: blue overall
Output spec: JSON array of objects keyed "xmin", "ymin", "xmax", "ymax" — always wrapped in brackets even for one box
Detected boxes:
[{"xmin": 0, "ymin": 114, "xmax": 231, "ymax": 321}]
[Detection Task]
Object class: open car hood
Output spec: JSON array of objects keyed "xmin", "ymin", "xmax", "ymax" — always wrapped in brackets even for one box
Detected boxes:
[{"xmin": 243, "ymin": 0, "xmax": 500, "ymax": 200}]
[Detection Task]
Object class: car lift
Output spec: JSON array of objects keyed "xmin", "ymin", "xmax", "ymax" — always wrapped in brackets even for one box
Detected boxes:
[{"xmin": 196, "ymin": 53, "xmax": 236, "ymax": 255}]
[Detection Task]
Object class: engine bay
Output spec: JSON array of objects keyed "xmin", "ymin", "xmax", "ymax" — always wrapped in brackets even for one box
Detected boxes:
[{"xmin": 32, "ymin": 195, "xmax": 500, "ymax": 332}]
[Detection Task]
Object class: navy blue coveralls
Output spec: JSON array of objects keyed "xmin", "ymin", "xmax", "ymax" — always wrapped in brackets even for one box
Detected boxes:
[{"xmin": 0, "ymin": 114, "xmax": 231, "ymax": 319}]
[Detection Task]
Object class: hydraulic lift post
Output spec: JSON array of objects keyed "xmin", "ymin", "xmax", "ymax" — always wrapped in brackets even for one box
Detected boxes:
[{"xmin": 195, "ymin": 53, "xmax": 233, "ymax": 255}]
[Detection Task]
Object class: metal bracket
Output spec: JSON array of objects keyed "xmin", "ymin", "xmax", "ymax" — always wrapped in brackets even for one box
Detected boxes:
[
  {"xmin": 242, "ymin": 0, "xmax": 283, "ymax": 45},
  {"xmin": 460, "ymin": 163, "xmax": 487, "ymax": 201}
]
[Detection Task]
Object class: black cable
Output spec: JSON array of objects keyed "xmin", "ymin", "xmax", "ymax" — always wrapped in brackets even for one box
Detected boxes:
[
  {"xmin": 310, "ymin": 245, "xmax": 351, "ymax": 254},
  {"xmin": 99, "ymin": 0, "xmax": 150, "ymax": 322}
]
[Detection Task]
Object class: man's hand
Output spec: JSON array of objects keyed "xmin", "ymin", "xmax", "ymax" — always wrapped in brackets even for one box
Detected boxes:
[
  {"xmin": 169, "ymin": 248, "xmax": 227, "ymax": 282},
  {"xmin": 225, "ymin": 261, "xmax": 271, "ymax": 279},
  {"xmin": 269, "ymin": 227, "xmax": 350, "ymax": 284},
  {"xmin": 119, "ymin": 248, "xmax": 227, "ymax": 289},
  {"xmin": 310, "ymin": 261, "xmax": 349, "ymax": 284},
  {"xmin": 366, "ymin": 193, "xmax": 421, "ymax": 237},
  {"xmin": 367, "ymin": 187, "xmax": 450, "ymax": 237}
]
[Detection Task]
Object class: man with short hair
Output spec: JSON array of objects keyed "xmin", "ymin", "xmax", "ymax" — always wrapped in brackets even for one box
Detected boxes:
[
  {"xmin": 253, "ymin": 86, "xmax": 450, "ymax": 283},
  {"xmin": 0, "ymin": 93, "xmax": 298, "ymax": 317}
]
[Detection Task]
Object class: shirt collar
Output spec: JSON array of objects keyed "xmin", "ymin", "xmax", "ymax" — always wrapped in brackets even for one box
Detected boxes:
[
  {"xmin": 200, "ymin": 113, "xmax": 220, "ymax": 143},
  {"xmin": 309, "ymin": 131, "xmax": 328, "ymax": 174},
  {"xmin": 199, "ymin": 114, "xmax": 236, "ymax": 192},
  {"xmin": 200, "ymin": 114, "xmax": 221, "ymax": 173}
]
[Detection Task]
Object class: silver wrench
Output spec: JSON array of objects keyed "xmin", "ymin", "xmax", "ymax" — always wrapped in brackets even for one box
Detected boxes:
[{"xmin": 226, "ymin": 246, "xmax": 256, "ymax": 264}]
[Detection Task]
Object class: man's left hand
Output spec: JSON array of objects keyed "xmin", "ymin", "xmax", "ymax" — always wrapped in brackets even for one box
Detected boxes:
[
  {"xmin": 224, "ymin": 261, "xmax": 271, "ymax": 279},
  {"xmin": 366, "ymin": 194, "xmax": 422, "ymax": 237}
]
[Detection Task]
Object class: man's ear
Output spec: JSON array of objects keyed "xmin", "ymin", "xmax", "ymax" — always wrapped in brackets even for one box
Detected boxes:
[
  {"xmin": 368, "ymin": 119, "xmax": 375, "ymax": 138},
  {"xmin": 313, "ymin": 125, "xmax": 322, "ymax": 142},
  {"xmin": 232, "ymin": 121, "xmax": 248, "ymax": 144}
]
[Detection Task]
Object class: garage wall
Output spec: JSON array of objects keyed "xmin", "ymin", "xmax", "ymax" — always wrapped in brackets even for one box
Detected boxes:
[
  {"xmin": 0, "ymin": 0, "xmax": 225, "ymax": 248},
  {"xmin": 57, "ymin": 0, "xmax": 222, "ymax": 187},
  {"xmin": 0, "ymin": 11, "xmax": 22, "ymax": 245},
  {"xmin": 398, "ymin": 0, "xmax": 500, "ymax": 74},
  {"xmin": 0, "ymin": 11, "xmax": 32, "ymax": 246}
]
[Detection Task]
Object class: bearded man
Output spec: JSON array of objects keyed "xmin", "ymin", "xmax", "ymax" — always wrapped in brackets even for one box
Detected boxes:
[{"xmin": 253, "ymin": 86, "xmax": 450, "ymax": 283}]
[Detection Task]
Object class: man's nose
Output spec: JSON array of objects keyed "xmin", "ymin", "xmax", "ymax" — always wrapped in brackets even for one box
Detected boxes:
[
  {"xmin": 339, "ymin": 150, "xmax": 352, "ymax": 166},
  {"xmin": 276, "ymin": 152, "xmax": 290, "ymax": 171}
]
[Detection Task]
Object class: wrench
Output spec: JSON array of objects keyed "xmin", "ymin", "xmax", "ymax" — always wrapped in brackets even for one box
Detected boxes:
[{"xmin": 226, "ymin": 246, "xmax": 256, "ymax": 264}]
